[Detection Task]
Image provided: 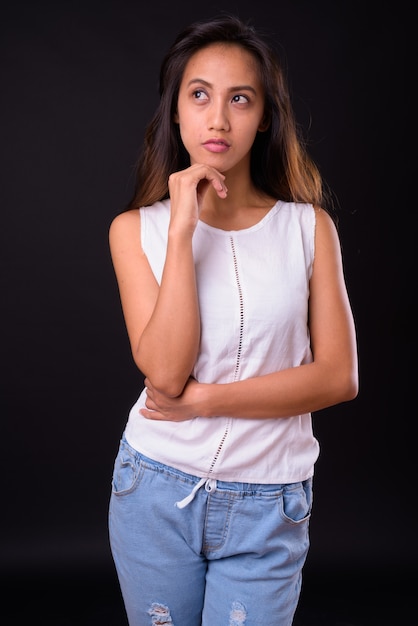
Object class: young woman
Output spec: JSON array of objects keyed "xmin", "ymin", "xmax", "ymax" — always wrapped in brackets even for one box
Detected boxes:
[{"xmin": 108, "ymin": 14, "xmax": 358, "ymax": 626}]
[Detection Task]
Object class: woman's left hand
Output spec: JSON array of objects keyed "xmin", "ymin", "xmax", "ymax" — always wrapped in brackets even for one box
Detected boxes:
[{"xmin": 140, "ymin": 376, "xmax": 203, "ymax": 421}]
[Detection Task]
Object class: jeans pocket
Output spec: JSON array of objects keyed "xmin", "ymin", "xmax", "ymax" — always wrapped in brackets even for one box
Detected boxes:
[
  {"xmin": 280, "ymin": 478, "xmax": 313, "ymax": 524},
  {"xmin": 111, "ymin": 439, "xmax": 143, "ymax": 496}
]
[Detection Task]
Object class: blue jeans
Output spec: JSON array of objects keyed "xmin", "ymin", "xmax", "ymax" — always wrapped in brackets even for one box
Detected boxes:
[{"xmin": 109, "ymin": 435, "xmax": 313, "ymax": 626}]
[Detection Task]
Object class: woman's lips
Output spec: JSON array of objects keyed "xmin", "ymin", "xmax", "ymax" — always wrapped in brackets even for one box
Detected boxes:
[{"xmin": 203, "ymin": 140, "xmax": 230, "ymax": 153}]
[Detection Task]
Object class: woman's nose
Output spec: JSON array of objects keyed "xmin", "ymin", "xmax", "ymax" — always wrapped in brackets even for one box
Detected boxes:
[{"xmin": 208, "ymin": 102, "xmax": 230, "ymax": 131}]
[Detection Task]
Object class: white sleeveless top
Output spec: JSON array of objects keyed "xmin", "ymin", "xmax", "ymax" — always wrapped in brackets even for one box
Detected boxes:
[{"xmin": 124, "ymin": 199, "xmax": 320, "ymax": 483}]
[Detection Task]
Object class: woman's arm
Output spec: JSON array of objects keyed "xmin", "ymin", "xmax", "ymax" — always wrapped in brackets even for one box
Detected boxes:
[
  {"xmin": 109, "ymin": 209, "xmax": 200, "ymax": 397},
  {"xmin": 109, "ymin": 164, "xmax": 228, "ymax": 397},
  {"xmin": 141, "ymin": 207, "xmax": 359, "ymax": 420}
]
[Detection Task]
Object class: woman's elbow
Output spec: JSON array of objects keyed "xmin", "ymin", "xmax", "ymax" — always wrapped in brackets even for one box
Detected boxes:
[
  {"xmin": 152, "ymin": 378, "xmax": 187, "ymax": 398},
  {"xmin": 133, "ymin": 358, "xmax": 187, "ymax": 397},
  {"xmin": 337, "ymin": 365, "xmax": 359, "ymax": 402}
]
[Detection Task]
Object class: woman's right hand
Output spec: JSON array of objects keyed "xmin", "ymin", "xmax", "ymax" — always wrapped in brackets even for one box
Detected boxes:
[{"xmin": 167, "ymin": 163, "xmax": 228, "ymax": 234}]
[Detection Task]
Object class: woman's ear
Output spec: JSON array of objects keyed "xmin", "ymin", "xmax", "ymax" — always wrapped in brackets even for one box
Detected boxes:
[{"xmin": 258, "ymin": 111, "xmax": 271, "ymax": 132}]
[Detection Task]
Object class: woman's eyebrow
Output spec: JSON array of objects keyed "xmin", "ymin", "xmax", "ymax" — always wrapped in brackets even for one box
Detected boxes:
[{"xmin": 186, "ymin": 78, "xmax": 257, "ymax": 95}]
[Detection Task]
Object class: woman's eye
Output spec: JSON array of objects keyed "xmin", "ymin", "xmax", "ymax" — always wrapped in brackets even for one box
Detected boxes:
[
  {"xmin": 232, "ymin": 94, "xmax": 249, "ymax": 103},
  {"xmin": 193, "ymin": 90, "xmax": 208, "ymax": 101}
]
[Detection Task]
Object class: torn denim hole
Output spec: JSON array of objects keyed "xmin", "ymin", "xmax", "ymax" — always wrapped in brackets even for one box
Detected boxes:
[
  {"xmin": 147, "ymin": 602, "xmax": 174, "ymax": 625},
  {"xmin": 229, "ymin": 600, "xmax": 247, "ymax": 625}
]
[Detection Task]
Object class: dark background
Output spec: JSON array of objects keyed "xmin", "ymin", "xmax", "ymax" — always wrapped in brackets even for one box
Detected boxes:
[{"xmin": 1, "ymin": 1, "xmax": 413, "ymax": 624}]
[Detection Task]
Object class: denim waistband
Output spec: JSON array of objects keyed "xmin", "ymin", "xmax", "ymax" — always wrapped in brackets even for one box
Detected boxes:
[{"xmin": 121, "ymin": 434, "xmax": 306, "ymax": 508}]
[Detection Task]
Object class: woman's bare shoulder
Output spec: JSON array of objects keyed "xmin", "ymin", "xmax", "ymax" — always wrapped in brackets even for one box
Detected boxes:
[
  {"xmin": 110, "ymin": 208, "xmax": 140, "ymax": 231},
  {"xmin": 314, "ymin": 204, "xmax": 339, "ymax": 237},
  {"xmin": 109, "ymin": 208, "xmax": 141, "ymax": 244}
]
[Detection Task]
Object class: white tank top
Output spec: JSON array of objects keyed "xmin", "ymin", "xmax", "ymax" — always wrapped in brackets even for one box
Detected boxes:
[{"xmin": 124, "ymin": 199, "xmax": 320, "ymax": 483}]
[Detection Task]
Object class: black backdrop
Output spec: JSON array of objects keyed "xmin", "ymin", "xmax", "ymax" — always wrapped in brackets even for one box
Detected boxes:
[{"xmin": 1, "ymin": 1, "xmax": 413, "ymax": 624}]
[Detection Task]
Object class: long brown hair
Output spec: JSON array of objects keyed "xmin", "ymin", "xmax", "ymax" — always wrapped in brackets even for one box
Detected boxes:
[{"xmin": 128, "ymin": 14, "xmax": 328, "ymax": 212}]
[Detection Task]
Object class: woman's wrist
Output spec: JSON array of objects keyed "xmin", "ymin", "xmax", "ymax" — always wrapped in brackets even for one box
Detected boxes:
[
  {"xmin": 195, "ymin": 382, "xmax": 225, "ymax": 418},
  {"xmin": 194, "ymin": 382, "xmax": 214, "ymax": 418}
]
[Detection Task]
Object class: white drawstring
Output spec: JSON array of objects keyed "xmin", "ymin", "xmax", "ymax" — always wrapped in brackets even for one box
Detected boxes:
[{"xmin": 175, "ymin": 477, "xmax": 217, "ymax": 509}]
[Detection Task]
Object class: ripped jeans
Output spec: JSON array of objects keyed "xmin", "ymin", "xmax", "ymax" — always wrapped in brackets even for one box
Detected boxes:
[{"xmin": 109, "ymin": 435, "xmax": 313, "ymax": 626}]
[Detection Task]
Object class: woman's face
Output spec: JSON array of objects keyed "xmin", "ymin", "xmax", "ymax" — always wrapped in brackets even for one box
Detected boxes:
[{"xmin": 175, "ymin": 43, "xmax": 267, "ymax": 174}]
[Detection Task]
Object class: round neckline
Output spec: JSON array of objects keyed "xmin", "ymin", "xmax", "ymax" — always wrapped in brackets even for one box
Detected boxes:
[{"xmin": 197, "ymin": 200, "xmax": 282, "ymax": 234}]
